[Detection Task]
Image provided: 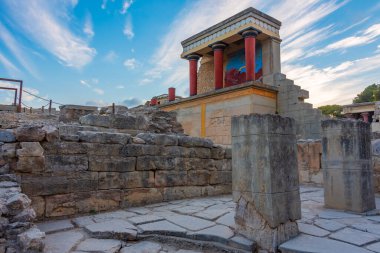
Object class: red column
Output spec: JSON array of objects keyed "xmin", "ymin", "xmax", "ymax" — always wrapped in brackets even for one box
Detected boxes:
[
  {"xmin": 168, "ymin": 87, "xmax": 175, "ymax": 101},
  {"xmin": 150, "ymin": 97, "xmax": 157, "ymax": 106},
  {"xmin": 211, "ymin": 43, "xmax": 227, "ymax": 90},
  {"xmin": 241, "ymin": 29, "xmax": 259, "ymax": 82},
  {"xmin": 187, "ymin": 54, "xmax": 200, "ymax": 96},
  {"xmin": 361, "ymin": 112, "xmax": 369, "ymax": 123}
]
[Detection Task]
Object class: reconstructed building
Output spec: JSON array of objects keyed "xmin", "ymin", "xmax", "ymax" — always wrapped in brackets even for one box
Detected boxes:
[{"xmin": 159, "ymin": 7, "xmax": 323, "ymax": 145}]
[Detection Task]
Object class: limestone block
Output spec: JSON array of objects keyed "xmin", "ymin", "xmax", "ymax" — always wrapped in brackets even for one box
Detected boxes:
[
  {"xmin": 17, "ymin": 227, "xmax": 45, "ymax": 252},
  {"xmin": 15, "ymin": 125, "xmax": 46, "ymax": 142},
  {"xmin": 0, "ymin": 130, "xmax": 15, "ymax": 143},
  {"xmin": 155, "ymin": 171, "xmax": 187, "ymax": 187},
  {"xmin": 322, "ymin": 119, "xmax": 375, "ymax": 212},
  {"xmin": 60, "ymin": 134, "xmax": 79, "ymax": 142},
  {"xmin": 122, "ymin": 171, "xmax": 154, "ymax": 188},
  {"xmin": 210, "ymin": 145, "xmax": 225, "ymax": 159},
  {"xmin": 187, "ymin": 170, "xmax": 210, "ymax": 186},
  {"xmin": 209, "ymin": 170, "xmax": 231, "ymax": 185},
  {"xmin": 136, "ymin": 133, "xmax": 178, "ymax": 146},
  {"xmin": 42, "ymin": 125, "xmax": 59, "ymax": 142},
  {"xmin": 178, "ymin": 136, "xmax": 213, "ymax": 148},
  {"xmin": 16, "ymin": 156, "xmax": 45, "ymax": 173},
  {"xmin": 10, "ymin": 207, "xmax": 36, "ymax": 222},
  {"xmin": 163, "ymin": 186, "xmax": 202, "ymax": 201},
  {"xmin": 132, "ymin": 137, "xmax": 145, "ymax": 144},
  {"xmin": 110, "ymin": 114, "xmax": 137, "ymax": 129},
  {"xmin": 176, "ymin": 157, "xmax": 213, "ymax": 171},
  {"xmin": 42, "ymin": 141, "xmax": 87, "ymax": 155},
  {"xmin": 1, "ymin": 143, "xmax": 17, "ymax": 158},
  {"xmin": 120, "ymin": 144, "xmax": 160, "ymax": 157},
  {"xmin": 136, "ymin": 156, "xmax": 177, "ymax": 171},
  {"xmin": 122, "ymin": 188, "xmax": 163, "ymax": 207},
  {"xmin": 188, "ymin": 147, "xmax": 211, "ymax": 159},
  {"xmin": 84, "ymin": 143, "xmax": 123, "ymax": 156},
  {"xmin": 78, "ymin": 131, "xmax": 131, "ymax": 144},
  {"xmin": 89, "ymin": 156, "xmax": 136, "ymax": 172},
  {"xmin": 30, "ymin": 196, "xmax": 45, "ymax": 218},
  {"xmin": 213, "ymin": 159, "xmax": 232, "ymax": 171},
  {"xmin": 45, "ymin": 155, "xmax": 88, "ymax": 172},
  {"xmin": 201, "ymin": 184, "xmax": 232, "ymax": 196},
  {"xmin": 6, "ymin": 193, "xmax": 31, "ymax": 216},
  {"xmin": 79, "ymin": 114, "xmax": 111, "ymax": 128},
  {"xmin": 98, "ymin": 172, "xmax": 123, "ymax": 189},
  {"xmin": 17, "ymin": 142, "xmax": 44, "ymax": 157}
]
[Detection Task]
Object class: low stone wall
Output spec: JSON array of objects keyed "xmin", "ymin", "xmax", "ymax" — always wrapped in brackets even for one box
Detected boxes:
[
  {"xmin": 1, "ymin": 126, "xmax": 231, "ymax": 220},
  {"xmin": 297, "ymin": 139, "xmax": 323, "ymax": 185}
]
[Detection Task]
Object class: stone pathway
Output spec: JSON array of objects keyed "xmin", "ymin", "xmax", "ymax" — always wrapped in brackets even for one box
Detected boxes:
[{"xmin": 37, "ymin": 185, "xmax": 380, "ymax": 253}]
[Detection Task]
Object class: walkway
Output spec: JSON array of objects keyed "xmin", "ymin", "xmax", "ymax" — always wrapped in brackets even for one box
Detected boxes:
[{"xmin": 37, "ymin": 185, "xmax": 380, "ymax": 253}]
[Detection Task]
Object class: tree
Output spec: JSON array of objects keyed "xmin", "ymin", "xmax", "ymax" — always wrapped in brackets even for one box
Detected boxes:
[
  {"xmin": 353, "ymin": 84, "xmax": 380, "ymax": 103},
  {"xmin": 318, "ymin": 104, "xmax": 343, "ymax": 118}
]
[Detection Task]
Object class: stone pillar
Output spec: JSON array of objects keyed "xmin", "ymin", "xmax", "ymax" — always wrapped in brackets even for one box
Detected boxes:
[
  {"xmin": 231, "ymin": 114, "xmax": 301, "ymax": 252},
  {"xmin": 361, "ymin": 112, "xmax": 369, "ymax": 123},
  {"xmin": 211, "ymin": 42, "xmax": 227, "ymax": 90},
  {"xmin": 168, "ymin": 87, "xmax": 175, "ymax": 102},
  {"xmin": 262, "ymin": 37, "xmax": 281, "ymax": 86},
  {"xmin": 187, "ymin": 54, "xmax": 200, "ymax": 96},
  {"xmin": 241, "ymin": 29, "xmax": 259, "ymax": 82},
  {"xmin": 322, "ymin": 119, "xmax": 376, "ymax": 212}
]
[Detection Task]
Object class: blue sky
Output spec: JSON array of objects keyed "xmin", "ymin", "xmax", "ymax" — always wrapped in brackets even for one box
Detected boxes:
[{"xmin": 0, "ymin": 0, "xmax": 379, "ymax": 108}]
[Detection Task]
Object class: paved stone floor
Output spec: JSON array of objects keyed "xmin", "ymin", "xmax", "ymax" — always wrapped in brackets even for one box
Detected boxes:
[{"xmin": 38, "ymin": 185, "xmax": 380, "ymax": 253}]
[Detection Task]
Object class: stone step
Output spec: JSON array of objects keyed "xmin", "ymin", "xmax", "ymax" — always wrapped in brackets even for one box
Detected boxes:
[{"xmin": 279, "ymin": 234, "xmax": 373, "ymax": 253}]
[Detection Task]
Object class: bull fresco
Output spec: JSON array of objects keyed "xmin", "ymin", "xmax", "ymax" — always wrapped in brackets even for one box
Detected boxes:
[{"xmin": 225, "ymin": 44, "xmax": 262, "ymax": 87}]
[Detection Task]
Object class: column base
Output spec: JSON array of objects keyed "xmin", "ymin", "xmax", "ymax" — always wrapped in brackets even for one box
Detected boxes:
[{"xmin": 235, "ymin": 196, "xmax": 299, "ymax": 253}]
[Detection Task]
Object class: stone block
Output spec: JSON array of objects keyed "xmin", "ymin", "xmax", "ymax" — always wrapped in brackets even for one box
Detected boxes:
[
  {"xmin": 15, "ymin": 125, "xmax": 46, "ymax": 142},
  {"xmin": 122, "ymin": 171, "xmax": 154, "ymax": 188},
  {"xmin": 42, "ymin": 125, "xmax": 59, "ymax": 142},
  {"xmin": 78, "ymin": 131, "xmax": 131, "ymax": 144},
  {"xmin": 120, "ymin": 144, "xmax": 159, "ymax": 156},
  {"xmin": 60, "ymin": 134, "xmax": 79, "ymax": 142},
  {"xmin": 210, "ymin": 145, "xmax": 225, "ymax": 159},
  {"xmin": 1, "ymin": 143, "xmax": 17, "ymax": 158},
  {"xmin": 178, "ymin": 136, "xmax": 213, "ymax": 148},
  {"xmin": 16, "ymin": 156, "xmax": 45, "ymax": 173},
  {"xmin": 84, "ymin": 143, "xmax": 123, "ymax": 156},
  {"xmin": 136, "ymin": 156, "xmax": 177, "ymax": 171},
  {"xmin": 163, "ymin": 186, "xmax": 202, "ymax": 201},
  {"xmin": 30, "ymin": 196, "xmax": 45, "ymax": 218},
  {"xmin": 122, "ymin": 188, "xmax": 163, "ymax": 207},
  {"xmin": 209, "ymin": 170, "xmax": 231, "ymax": 185},
  {"xmin": 98, "ymin": 172, "xmax": 123, "ymax": 189},
  {"xmin": 188, "ymin": 147, "xmax": 211, "ymax": 158},
  {"xmin": 42, "ymin": 141, "xmax": 87, "ymax": 155},
  {"xmin": 89, "ymin": 156, "xmax": 136, "ymax": 172},
  {"xmin": 136, "ymin": 133, "xmax": 178, "ymax": 146},
  {"xmin": 155, "ymin": 171, "xmax": 187, "ymax": 187},
  {"xmin": 17, "ymin": 142, "xmax": 44, "ymax": 157},
  {"xmin": 201, "ymin": 184, "xmax": 232, "ymax": 196},
  {"xmin": 187, "ymin": 170, "xmax": 210, "ymax": 186},
  {"xmin": 0, "ymin": 130, "xmax": 15, "ymax": 143},
  {"xmin": 79, "ymin": 114, "xmax": 111, "ymax": 127},
  {"xmin": 45, "ymin": 155, "xmax": 88, "ymax": 172}
]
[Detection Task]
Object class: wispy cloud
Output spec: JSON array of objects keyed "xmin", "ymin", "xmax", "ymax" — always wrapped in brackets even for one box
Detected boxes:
[
  {"xmin": 116, "ymin": 85, "xmax": 125, "ymax": 89},
  {"xmin": 79, "ymin": 79, "xmax": 104, "ymax": 95},
  {"xmin": 0, "ymin": 22, "xmax": 39, "ymax": 78},
  {"xmin": 120, "ymin": 0, "xmax": 133, "ymax": 14},
  {"xmin": 0, "ymin": 53, "xmax": 21, "ymax": 77},
  {"xmin": 93, "ymin": 88, "xmax": 104, "ymax": 95},
  {"xmin": 124, "ymin": 58, "xmax": 138, "ymax": 70},
  {"xmin": 123, "ymin": 16, "xmax": 134, "ymax": 39},
  {"xmin": 3, "ymin": 0, "xmax": 96, "ymax": 69},
  {"xmin": 104, "ymin": 50, "xmax": 118, "ymax": 62},
  {"xmin": 83, "ymin": 13, "xmax": 95, "ymax": 38}
]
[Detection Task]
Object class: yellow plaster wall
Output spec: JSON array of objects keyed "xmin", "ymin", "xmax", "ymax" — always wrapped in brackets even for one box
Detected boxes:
[{"xmin": 161, "ymin": 87, "xmax": 277, "ymax": 145}]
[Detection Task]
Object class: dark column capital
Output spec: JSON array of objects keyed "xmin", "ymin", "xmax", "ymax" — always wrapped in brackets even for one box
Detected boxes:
[
  {"xmin": 185, "ymin": 54, "xmax": 201, "ymax": 61},
  {"xmin": 239, "ymin": 27, "xmax": 261, "ymax": 38},
  {"xmin": 209, "ymin": 41, "xmax": 228, "ymax": 51}
]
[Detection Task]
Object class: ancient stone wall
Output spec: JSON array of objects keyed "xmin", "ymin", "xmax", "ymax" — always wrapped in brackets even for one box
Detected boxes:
[
  {"xmin": 297, "ymin": 139, "xmax": 323, "ymax": 185},
  {"xmin": 371, "ymin": 139, "xmax": 380, "ymax": 193},
  {"xmin": 1, "ymin": 125, "xmax": 231, "ymax": 220}
]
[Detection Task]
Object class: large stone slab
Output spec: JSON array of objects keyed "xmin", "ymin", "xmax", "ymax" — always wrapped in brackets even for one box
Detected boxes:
[
  {"xmin": 279, "ymin": 234, "xmax": 373, "ymax": 253},
  {"xmin": 298, "ymin": 223, "xmax": 330, "ymax": 237},
  {"xmin": 75, "ymin": 238, "xmax": 122, "ymax": 253},
  {"xmin": 17, "ymin": 142, "xmax": 44, "ymax": 157},
  {"xmin": 0, "ymin": 130, "xmax": 15, "ymax": 143},
  {"xmin": 78, "ymin": 131, "xmax": 131, "ymax": 144},
  {"xmin": 138, "ymin": 220, "xmax": 187, "ymax": 237},
  {"xmin": 44, "ymin": 230, "xmax": 84, "ymax": 253},
  {"xmin": 313, "ymin": 218, "xmax": 346, "ymax": 232},
  {"xmin": 120, "ymin": 241, "xmax": 162, "ymax": 253},
  {"xmin": 16, "ymin": 125, "xmax": 45, "ymax": 142},
  {"xmin": 165, "ymin": 213, "xmax": 215, "ymax": 231},
  {"xmin": 329, "ymin": 228, "xmax": 379, "ymax": 246},
  {"xmin": 84, "ymin": 219, "xmax": 137, "ymax": 240},
  {"xmin": 188, "ymin": 224, "xmax": 234, "ymax": 244},
  {"xmin": 37, "ymin": 219, "xmax": 74, "ymax": 234}
]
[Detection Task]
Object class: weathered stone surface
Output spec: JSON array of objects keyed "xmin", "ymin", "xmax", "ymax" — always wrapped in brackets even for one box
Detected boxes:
[
  {"xmin": 99, "ymin": 172, "xmax": 123, "ymax": 190},
  {"xmin": 45, "ymin": 155, "xmax": 88, "ymax": 172},
  {"xmin": 298, "ymin": 223, "xmax": 330, "ymax": 237},
  {"xmin": 121, "ymin": 144, "xmax": 160, "ymax": 157},
  {"xmin": 229, "ymin": 235, "xmax": 255, "ymax": 251},
  {"xmin": 123, "ymin": 188, "xmax": 163, "ymax": 207},
  {"xmin": 76, "ymin": 238, "xmax": 122, "ymax": 253},
  {"xmin": 15, "ymin": 125, "xmax": 45, "ymax": 142},
  {"xmin": 78, "ymin": 131, "xmax": 131, "ymax": 144},
  {"xmin": 136, "ymin": 133, "xmax": 178, "ymax": 146},
  {"xmin": 313, "ymin": 218, "xmax": 346, "ymax": 232},
  {"xmin": 123, "ymin": 171, "xmax": 154, "ymax": 189},
  {"xmin": 216, "ymin": 212, "xmax": 235, "ymax": 228},
  {"xmin": 37, "ymin": 219, "xmax": 74, "ymax": 234},
  {"xmin": 17, "ymin": 142, "xmax": 44, "ymax": 157},
  {"xmin": 367, "ymin": 242, "xmax": 380, "ymax": 253},
  {"xmin": 89, "ymin": 156, "xmax": 136, "ymax": 172},
  {"xmin": 16, "ymin": 156, "xmax": 45, "ymax": 173},
  {"xmin": 0, "ymin": 130, "xmax": 15, "ymax": 143},
  {"xmin": 155, "ymin": 171, "xmax": 187, "ymax": 187},
  {"xmin": 232, "ymin": 114, "xmax": 300, "ymax": 252},
  {"xmin": 132, "ymin": 137, "xmax": 145, "ymax": 144},
  {"xmin": 137, "ymin": 220, "xmax": 187, "ymax": 236},
  {"xmin": 187, "ymin": 170, "xmax": 210, "ymax": 186},
  {"xmin": 120, "ymin": 241, "xmax": 162, "ymax": 253},
  {"xmin": 6, "ymin": 193, "xmax": 31, "ymax": 216},
  {"xmin": 128, "ymin": 215, "xmax": 164, "ymax": 225},
  {"xmin": 188, "ymin": 224, "xmax": 234, "ymax": 244},
  {"xmin": 11, "ymin": 207, "xmax": 36, "ymax": 222},
  {"xmin": 163, "ymin": 186, "xmax": 202, "ymax": 201},
  {"xmin": 42, "ymin": 141, "xmax": 87, "ymax": 155},
  {"xmin": 17, "ymin": 227, "xmax": 45, "ymax": 252},
  {"xmin": 329, "ymin": 228, "xmax": 379, "ymax": 246},
  {"xmin": 280, "ymin": 234, "xmax": 373, "ymax": 253},
  {"xmin": 209, "ymin": 170, "xmax": 231, "ymax": 185},
  {"xmin": 322, "ymin": 119, "xmax": 375, "ymax": 212},
  {"xmin": 210, "ymin": 145, "xmax": 225, "ymax": 159},
  {"xmin": 165, "ymin": 213, "xmax": 215, "ymax": 231},
  {"xmin": 178, "ymin": 136, "xmax": 213, "ymax": 148},
  {"xmin": 84, "ymin": 219, "xmax": 137, "ymax": 240},
  {"xmin": 1, "ymin": 143, "xmax": 17, "ymax": 158},
  {"xmin": 44, "ymin": 230, "xmax": 84, "ymax": 253},
  {"xmin": 42, "ymin": 125, "xmax": 59, "ymax": 142},
  {"xmin": 60, "ymin": 134, "xmax": 79, "ymax": 142},
  {"xmin": 352, "ymin": 223, "xmax": 380, "ymax": 236},
  {"xmin": 136, "ymin": 156, "xmax": 178, "ymax": 171}
]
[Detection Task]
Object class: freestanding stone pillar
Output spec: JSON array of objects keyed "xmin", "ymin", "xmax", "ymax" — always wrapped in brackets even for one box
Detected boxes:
[
  {"xmin": 231, "ymin": 114, "xmax": 301, "ymax": 252},
  {"xmin": 187, "ymin": 54, "xmax": 200, "ymax": 96},
  {"xmin": 321, "ymin": 119, "xmax": 376, "ymax": 212}
]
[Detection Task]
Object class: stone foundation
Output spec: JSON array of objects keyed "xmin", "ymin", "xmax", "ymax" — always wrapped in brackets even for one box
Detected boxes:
[
  {"xmin": 231, "ymin": 114, "xmax": 301, "ymax": 252},
  {"xmin": 1, "ymin": 125, "xmax": 231, "ymax": 220}
]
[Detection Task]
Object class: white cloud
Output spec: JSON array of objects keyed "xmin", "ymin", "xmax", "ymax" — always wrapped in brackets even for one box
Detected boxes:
[
  {"xmin": 3, "ymin": 0, "xmax": 96, "ymax": 69},
  {"xmin": 120, "ymin": 0, "xmax": 133, "ymax": 14},
  {"xmin": 104, "ymin": 51, "xmax": 118, "ymax": 62},
  {"xmin": 116, "ymin": 85, "xmax": 125, "ymax": 89},
  {"xmin": 139, "ymin": 78, "xmax": 153, "ymax": 86},
  {"xmin": 124, "ymin": 58, "xmax": 138, "ymax": 70},
  {"xmin": 80, "ymin": 80, "xmax": 91, "ymax": 87},
  {"xmin": 86, "ymin": 100, "xmax": 108, "ymax": 107},
  {"xmin": 93, "ymin": 88, "xmax": 105, "ymax": 95},
  {"xmin": 0, "ymin": 53, "xmax": 21, "ymax": 77},
  {"xmin": 83, "ymin": 14, "xmax": 95, "ymax": 38},
  {"xmin": 0, "ymin": 22, "xmax": 39, "ymax": 78},
  {"xmin": 123, "ymin": 16, "xmax": 134, "ymax": 39},
  {"xmin": 101, "ymin": 0, "xmax": 107, "ymax": 9}
]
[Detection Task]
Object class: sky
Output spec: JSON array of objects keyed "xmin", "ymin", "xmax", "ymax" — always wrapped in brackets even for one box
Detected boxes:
[{"xmin": 0, "ymin": 0, "xmax": 379, "ymax": 109}]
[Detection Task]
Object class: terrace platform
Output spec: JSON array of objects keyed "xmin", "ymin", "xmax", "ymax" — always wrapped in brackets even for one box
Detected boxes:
[{"xmin": 38, "ymin": 185, "xmax": 380, "ymax": 253}]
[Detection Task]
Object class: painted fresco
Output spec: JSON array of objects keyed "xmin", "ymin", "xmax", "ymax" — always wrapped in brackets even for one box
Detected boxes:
[{"xmin": 225, "ymin": 44, "xmax": 262, "ymax": 87}]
